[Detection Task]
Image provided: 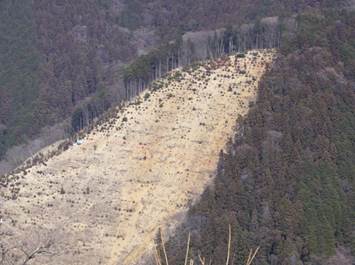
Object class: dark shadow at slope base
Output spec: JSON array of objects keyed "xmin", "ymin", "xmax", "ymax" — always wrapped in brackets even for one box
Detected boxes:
[{"xmin": 151, "ymin": 10, "xmax": 355, "ymax": 265}]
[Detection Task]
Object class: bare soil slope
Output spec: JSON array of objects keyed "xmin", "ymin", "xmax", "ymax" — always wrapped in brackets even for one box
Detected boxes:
[{"xmin": 0, "ymin": 50, "xmax": 275, "ymax": 265}]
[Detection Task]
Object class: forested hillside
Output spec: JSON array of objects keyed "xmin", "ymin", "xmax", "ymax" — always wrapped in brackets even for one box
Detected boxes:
[
  {"xmin": 0, "ymin": 0, "xmax": 150, "ymax": 163},
  {"xmin": 0, "ymin": 0, "xmax": 351, "ymax": 171},
  {"xmin": 0, "ymin": 1, "xmax": 41, "ymax": 158},
  {"xmin": 0, "ymin": 50, "xmax": 275, "ymax": 265},
  {"xmin": 119, "ymin": 0, "xmax": 349, "ymax": 39},
  {"xmin": 161, "ymin": 9, "xmax": 355, "ymax": 265},
  {"xmin": 0, "ymin": 1, "xmax": 355, "ymax": 265}
]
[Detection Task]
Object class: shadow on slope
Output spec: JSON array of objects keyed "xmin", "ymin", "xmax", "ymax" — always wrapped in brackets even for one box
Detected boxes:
[{"xmin": 151, "ymin": 9, "xmax": 355, "ymax": 265}]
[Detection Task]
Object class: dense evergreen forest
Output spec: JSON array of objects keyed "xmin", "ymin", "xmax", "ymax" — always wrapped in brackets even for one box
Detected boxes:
[
  {"xmin": 0, "ymin": 0, "xmax": 133, "ymax": 160},
  {"xmin": 0, "ymin": 1, "xmax": 354, "ymax": 263},
  {"xmin": 159, "ymin": 9, "xmax": 355, "ymax": 265},
  {"xmin": 118, "ymin": 0, "xmax": 349, "ymax": 39}
]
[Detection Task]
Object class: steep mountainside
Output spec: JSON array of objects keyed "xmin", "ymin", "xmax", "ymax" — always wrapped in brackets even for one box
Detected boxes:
[
  {"xmin": 160, "ymin": 9, "xmax": 355, "ymax": 265},
  {"xmin": 0, "ymin": 0, "xmax": 150, "ymax": 164},
  {"xmin": 1, "ymin": 2, "xmax": 355, "ymax": 265},
  {"xmin": 0, "ymin": 50, "xmax": 275, "ymax": 265},
  {"xmin": 0, "ymin": 0, "xmax": 352, "ymax": 173},
  {"xmin": 120, "ymin": 0, "xmax": 349, "ymax": 39}
]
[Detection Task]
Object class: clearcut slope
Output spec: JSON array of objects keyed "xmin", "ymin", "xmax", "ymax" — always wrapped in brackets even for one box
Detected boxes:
[{"xmin": 0, "ymin": 50, "xmax": 275, "ymax": 265}]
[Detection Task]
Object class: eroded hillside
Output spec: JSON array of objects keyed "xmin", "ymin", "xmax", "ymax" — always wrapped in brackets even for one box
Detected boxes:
[{"xmin": 0, "ymin": 50, "xmax": 275, "ymax": 265}]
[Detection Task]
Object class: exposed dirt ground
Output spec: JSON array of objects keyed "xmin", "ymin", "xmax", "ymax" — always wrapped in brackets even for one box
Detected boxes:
[{"xmin": 0, "ymin": 50, "xmax": 275, "ymax": 265}]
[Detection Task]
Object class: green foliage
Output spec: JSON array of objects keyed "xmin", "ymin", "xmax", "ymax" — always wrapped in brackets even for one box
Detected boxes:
[
  {"xmin": 297, "ymin": 13, "xmax": 329, "ymax": 48},
  {"xmin": 165, "ymin": 8, "xmax": 355, "ymax": 265},
  {"xmin": 144, "ymin": 92, "xmax": 150, "ymax": 100},
  {"xmin": 171, "ymin": 71, "xmax": 183, "ymax": 82},
  {"xmin": 299, "ymin": 162, "xmax": 344, "ymax": 256}
]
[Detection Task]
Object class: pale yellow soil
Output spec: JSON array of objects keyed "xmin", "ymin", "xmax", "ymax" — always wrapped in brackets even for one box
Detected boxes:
[{"xmin": 0, "ymin": 50, "xmax": 275, "ymax": 265}]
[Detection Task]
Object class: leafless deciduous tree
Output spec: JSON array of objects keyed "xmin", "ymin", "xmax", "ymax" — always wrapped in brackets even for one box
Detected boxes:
[{"xmin": 0, "ymin": 232, "xmax": 55, "ymax": 265}]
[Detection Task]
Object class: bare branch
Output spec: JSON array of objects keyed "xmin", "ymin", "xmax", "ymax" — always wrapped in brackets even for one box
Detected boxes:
[
  {"xmin": 0, "ymin": 232, "xmax": 54, "ymax": 265},
  {"xmin": 246, "ymin": 247, "xmax": 260, "ymax": 265},
  {"xmin": 154, "ymin": 244, "xmax": 162, "ymax": 265},
  {"xmin": 159, "ymin": 229, "xmax": 169, "ymax": 265},
  {"xmin": 198, "ymin": 253, "xmax": 206, "ymax": 265},
  {"xmin": 184, "ymin": 233, "xmax": 191, "ymax": 265},
  {"xmin": 225, "ymin": 224, "xmax": 231, "ymax": 265}
]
